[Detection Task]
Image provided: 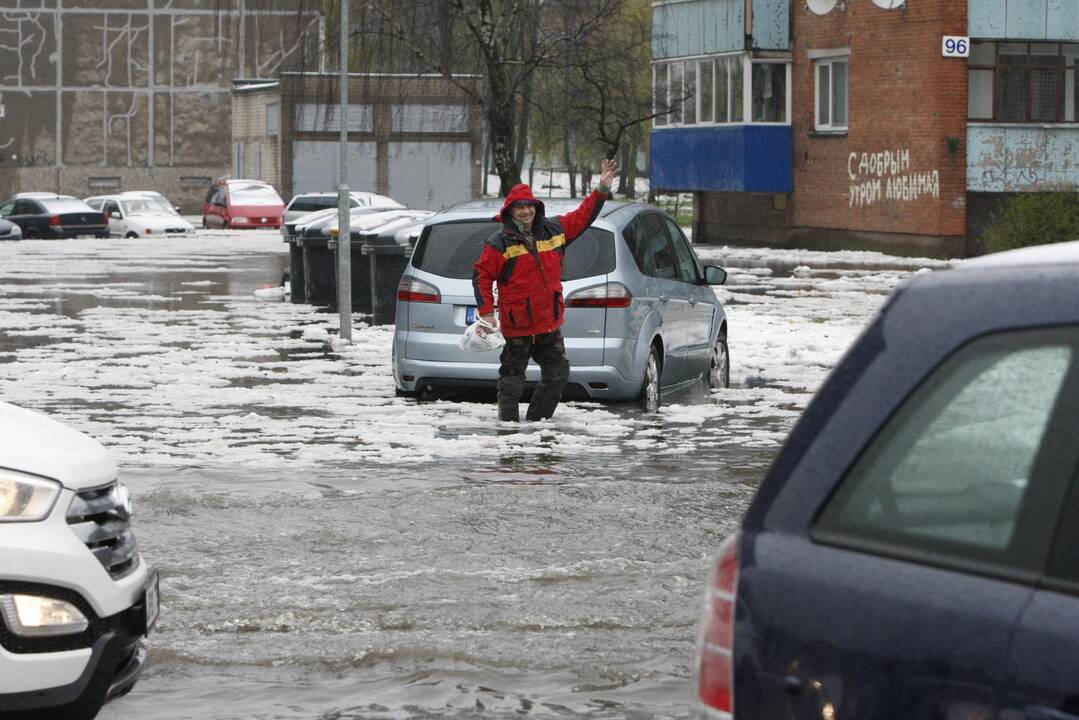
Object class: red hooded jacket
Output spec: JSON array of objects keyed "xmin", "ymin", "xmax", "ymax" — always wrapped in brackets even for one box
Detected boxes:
[{"xmin": 472, "ymin": 183, "xmax": 608, "ymax": 337}]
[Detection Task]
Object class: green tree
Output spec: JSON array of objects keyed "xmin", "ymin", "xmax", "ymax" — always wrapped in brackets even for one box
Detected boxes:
[{"xmin": 984, "ymin": 190, "xmax": 1079, "ymax": 253}]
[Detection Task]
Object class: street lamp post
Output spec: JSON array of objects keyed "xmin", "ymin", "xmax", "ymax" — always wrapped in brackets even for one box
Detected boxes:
[{"xmin": 336, "ymin": 0, "xmax": 352, "ymax": 341}]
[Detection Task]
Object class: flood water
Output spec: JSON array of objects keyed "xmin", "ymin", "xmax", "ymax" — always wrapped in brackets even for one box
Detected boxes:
[{"xmin": 0, "ymin": 232, "xmax": 940, "ymax": 719}]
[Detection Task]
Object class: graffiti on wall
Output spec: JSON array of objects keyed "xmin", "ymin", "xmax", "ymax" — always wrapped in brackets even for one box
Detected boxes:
[{"xmin": 848, "ymin": 149, "xmax": 940, "ymax": 208}]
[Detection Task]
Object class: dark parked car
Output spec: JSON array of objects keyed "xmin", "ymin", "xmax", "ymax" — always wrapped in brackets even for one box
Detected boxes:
[
  {"xmin": 0, "ymin": 217, "xmax": 21, "ymax": 241},
  {"xmin": 0, "ymin": 195, "xmax": 108, "ymax": 239},
  {"xmin": 697, "ymin": 241, "xmax": 1079, "ymax": 719}
]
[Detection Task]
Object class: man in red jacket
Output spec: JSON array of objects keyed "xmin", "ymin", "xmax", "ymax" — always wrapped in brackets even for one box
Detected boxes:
[{"xmin": 473, "ymin": 159, "xmax": 618, "ymax": 422}]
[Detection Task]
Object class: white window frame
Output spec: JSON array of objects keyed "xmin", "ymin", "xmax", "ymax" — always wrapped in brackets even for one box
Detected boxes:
[
  {"xmin": 813, "ymin": 53, "xmax": 849, "ymax": 132},
  {"xmin": 653, "ymin": 52, "xmax": 790, "ymax": 128}
]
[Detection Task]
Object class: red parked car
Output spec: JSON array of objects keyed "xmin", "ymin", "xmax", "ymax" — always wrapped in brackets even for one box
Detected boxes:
[{"xmin": 201, "ymin": 179, "xmax": 284, "ymax": 230}]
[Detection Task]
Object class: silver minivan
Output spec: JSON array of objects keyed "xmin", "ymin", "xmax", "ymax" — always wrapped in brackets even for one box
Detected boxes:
[{"xmin": 392, "ymin": 199, "xmax": 729, "ymax": 410}]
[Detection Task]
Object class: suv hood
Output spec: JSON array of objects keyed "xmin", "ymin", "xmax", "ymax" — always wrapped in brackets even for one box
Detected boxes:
[{"xmin": 0, "ymin": 401, "xmax": 117, "ymax": 489}]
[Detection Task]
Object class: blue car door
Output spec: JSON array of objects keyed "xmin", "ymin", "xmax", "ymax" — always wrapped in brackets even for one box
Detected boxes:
[
  {"xmin": 738, "ymin": 328, "xmax": 1079, "ymax": 720},
  {"xmin": 998, "ymin": 348, "xmax": 1079, "ymax": 720}
]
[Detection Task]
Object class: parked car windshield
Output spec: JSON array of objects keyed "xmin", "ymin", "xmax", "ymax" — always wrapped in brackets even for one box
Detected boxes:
[
  {"xmin": 123, "ymin": 198, "xmax": 173, "ymax": 215},
  {"xmin": 230, "ymin": 185, "xmax": 281, "ymax": 205},
  {"xmin": 412, "ymin": 221, "xmax": 615, "ymax": 281}
]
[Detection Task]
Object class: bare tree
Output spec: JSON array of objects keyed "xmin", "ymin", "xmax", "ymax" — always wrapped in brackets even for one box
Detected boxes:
[{"xmin": 346, "ymin": 0, "xmax": 620, "ymax": 196}]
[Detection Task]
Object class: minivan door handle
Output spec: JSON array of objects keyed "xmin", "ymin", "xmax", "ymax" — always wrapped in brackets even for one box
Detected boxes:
[{"xmin": 1026, "ymin": 705, "xmax": 1079, "ymax": 720}]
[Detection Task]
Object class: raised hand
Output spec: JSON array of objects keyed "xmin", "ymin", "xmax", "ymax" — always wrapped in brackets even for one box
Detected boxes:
[{"xmin": 599, "ymin": 158, "xmax": 618, "ymax": 190}]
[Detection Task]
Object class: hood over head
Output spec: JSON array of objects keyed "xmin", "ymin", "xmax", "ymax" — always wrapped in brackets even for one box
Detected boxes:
[{"xmin": 494, "ymin": 184, "xmax": 545, "ymax": 224}]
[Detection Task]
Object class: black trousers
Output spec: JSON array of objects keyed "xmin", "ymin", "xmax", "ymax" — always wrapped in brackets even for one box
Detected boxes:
[{"xmin": 497, "ymin": 330, "xmax": 570, "ymax": 422}]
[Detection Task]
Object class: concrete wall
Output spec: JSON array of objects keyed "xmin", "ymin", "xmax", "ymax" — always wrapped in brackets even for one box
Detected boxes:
[
  {"xmin": 232, "ymin": 89, "xmax": 282, "ymax": 189},
  {"xmin": 0, "ymin": 0, "xmax": 321, "ymax": 212}
]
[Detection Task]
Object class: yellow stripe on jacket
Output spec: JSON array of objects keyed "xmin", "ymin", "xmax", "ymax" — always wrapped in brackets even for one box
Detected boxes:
[{"xmin": 501, "ymin": 234, "xmax": 566, "ymax": 259}]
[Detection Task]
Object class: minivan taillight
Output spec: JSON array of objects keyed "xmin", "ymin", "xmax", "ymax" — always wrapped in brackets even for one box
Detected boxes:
[
  {"xmin": 566, "ymin": 282, "xmax": 631, "ymax": 308},
  {"xmin": 397, "ymin": 275, "xmax": 440, "ymax": 303},
  {"xmin": 49, "ymin": 215, "xmax": 62, "ymax": 227},
  {"xmin": 697, "ymin": 532, "xmax": 739, "ymax": 717}
]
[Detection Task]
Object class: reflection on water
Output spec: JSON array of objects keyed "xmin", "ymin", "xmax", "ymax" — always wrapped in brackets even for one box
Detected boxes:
[{"xmin": 0, "ymin": 234, "xmax": 923, "ymax": 719}]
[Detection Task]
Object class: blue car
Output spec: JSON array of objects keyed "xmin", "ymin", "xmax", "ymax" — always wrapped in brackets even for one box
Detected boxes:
[
  {"xmin": 392, "ymin": 198, "xmax": 730, "ymax": 410},
  {"xmin": 698, "ymin": 241, "xmax": 1079, "ymax": 719}
]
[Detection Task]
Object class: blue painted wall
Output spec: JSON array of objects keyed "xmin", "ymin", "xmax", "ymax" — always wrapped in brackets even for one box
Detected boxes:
[
  {"xmin": 969, "ymin": 0, "xmax": 1079, "ymax": 40},
  {"xmin": 650, "ymin": 126, "xmax": 793, "ymax": 192},
  {"xmin": 968, "ymin": 125, "xmax": 1079, "ymax": 191}
]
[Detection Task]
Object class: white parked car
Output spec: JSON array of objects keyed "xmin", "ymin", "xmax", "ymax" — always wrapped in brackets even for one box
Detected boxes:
[
  {"xmin": 85, "ymin": 194, "xmax": 194, "ymax": 238},
  {"xmin": 0, "ymin": 401, "xmax": 158, "ymax": 720},
  {"xmin": 283, "ymin": 191, "xmax": 404, "ymax": 225}
]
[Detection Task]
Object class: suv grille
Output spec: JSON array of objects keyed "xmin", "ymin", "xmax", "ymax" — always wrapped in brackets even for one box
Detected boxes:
[{"xmin": 66, "ymin": 482, "xmax": 139, "ymax": 579}]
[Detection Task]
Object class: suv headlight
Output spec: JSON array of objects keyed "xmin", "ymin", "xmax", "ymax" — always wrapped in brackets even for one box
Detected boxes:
[
  {"xmin": 0, "ymin": 594, "xmax": 89, "ymax": 636},
  {"xmin": 0, "ymin": 470, "xmax": 61, "ymax": 522}
]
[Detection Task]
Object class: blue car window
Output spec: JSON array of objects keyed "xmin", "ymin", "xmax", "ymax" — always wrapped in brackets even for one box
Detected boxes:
[
  {"xmin": 623, "ymin": 218, "xmax": 654, "ymax": 276},
  {"xmin": 663, "ymin": 217, "xmax": 700, "ymax": 284},
  {"xmin": 815, "ymin": 328, "xmax": 1079, "ymax": 572},
  {"xmin": 643, "ymin": 215, "xmax": 677, "ymax": 280}
]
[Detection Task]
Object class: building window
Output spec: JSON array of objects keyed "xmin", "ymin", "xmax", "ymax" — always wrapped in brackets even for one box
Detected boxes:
[
  {"xmin": 815, "ymin": 57, "xmax": 848, "ymax": 132},
  {"xmin": 968, "ymin": 41, "xmax": 1079, "ymax": 123},
  {"xmin": 751, "ymin": 61, "xmax": 788, "ymax": 123},
  {"xmin": 266, "ymin": 103, "xmax": 280, "ymax": 137},
  {"xmin": 233, "ymin": 142, "xmax": 245, "ymax": 177},
  {"xmin": 653, "ymin": 54, "xmax": 785, "ymax": 127}
]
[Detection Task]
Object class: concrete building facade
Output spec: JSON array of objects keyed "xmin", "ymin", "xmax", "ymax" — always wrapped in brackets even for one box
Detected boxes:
[
  {"xmin": 0, "ymin": 0, "xmax": 321, "ymax": 211},
  {"xmin": 232, "ymin": 73, "xmax": 483, "ymax": 211},
  {"xmin": 651, "ymin": 0, "xmax": 1079, "ymax": 257}
]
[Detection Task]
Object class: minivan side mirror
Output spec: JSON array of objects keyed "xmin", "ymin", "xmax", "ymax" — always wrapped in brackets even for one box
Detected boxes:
[
  {"xmin": 110, "ymin": 211, "xmax": 122, "ymax": 219},
  {"xmin": 704, "ymin": 266, "xmax": 727, "ymax": 286}
]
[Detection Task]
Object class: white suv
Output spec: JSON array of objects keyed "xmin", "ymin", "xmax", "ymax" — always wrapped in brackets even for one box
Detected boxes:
[{"xmin": 0, "ymin": 401, "xmax": 157, "ymax": 720}]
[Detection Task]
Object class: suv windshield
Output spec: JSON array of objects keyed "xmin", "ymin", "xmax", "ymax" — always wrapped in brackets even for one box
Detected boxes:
[{"xmin": 412, "ymin": 221, "xmax": 615, "ymax": 281}]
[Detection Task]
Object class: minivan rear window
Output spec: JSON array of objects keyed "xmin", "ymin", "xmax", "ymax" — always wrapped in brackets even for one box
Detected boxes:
[
  {"xmin": 289, "ymin": 197, "xmax": 339, "ymax": 213},
  {"xmin": 411, "ymin": 221, "xmax": 615, "ymax": 281}
]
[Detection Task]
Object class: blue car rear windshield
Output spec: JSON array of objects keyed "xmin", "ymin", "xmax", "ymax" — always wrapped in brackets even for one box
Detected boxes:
[{"xmin": 412, "ymin": 221, "xmax": 615, "ymax": 281}]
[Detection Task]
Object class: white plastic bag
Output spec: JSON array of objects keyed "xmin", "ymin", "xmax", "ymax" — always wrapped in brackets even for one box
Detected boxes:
[{"xmin": 458, "ymin": 317, "xmax": 506, "ymax": 352}]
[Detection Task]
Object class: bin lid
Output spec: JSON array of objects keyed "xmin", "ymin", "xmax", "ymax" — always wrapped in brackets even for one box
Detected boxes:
[{"xmin": 352, "ymin": 211, "xmax": 435, "ymax": 246}]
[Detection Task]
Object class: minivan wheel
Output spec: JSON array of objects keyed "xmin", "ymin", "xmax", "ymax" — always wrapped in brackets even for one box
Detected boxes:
[
  {"xmin": 708, "ymin": 334, "xmax": 730, "ymax": 390},
  {"xmin": 638, "ymin": 346, "xmax": 662, "ymax": 413}
]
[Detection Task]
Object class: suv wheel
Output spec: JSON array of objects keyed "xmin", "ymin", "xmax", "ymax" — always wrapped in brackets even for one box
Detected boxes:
[
  {"xmin": 638, "ymin": 346, "xmax": 662, "ymax": 413},
  {"xmin": 708, "ymin": 333, "xmax": 730, "ymax": 390}
]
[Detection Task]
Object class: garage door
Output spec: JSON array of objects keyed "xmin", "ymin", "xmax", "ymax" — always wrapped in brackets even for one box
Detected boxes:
[{"xmin": 292, "ymin": 141, "xmax": 378, "ymax": 195}]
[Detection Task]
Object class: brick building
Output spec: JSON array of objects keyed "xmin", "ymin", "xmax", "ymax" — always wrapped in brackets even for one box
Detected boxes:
[
  {"xmin": 0, "ymin": 0, "xmax": 321, "ymax": 212},
  {"xmin": 651, "ymin": 0, "xmax": 1079, "ymax": 257}
]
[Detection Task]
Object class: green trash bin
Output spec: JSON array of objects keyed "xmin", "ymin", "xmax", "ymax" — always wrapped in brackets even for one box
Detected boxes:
[
  {"xmin": 329, "ymin": 230, "xmax": 372, "ymax": 314},
  {"xmin": 300, "ymin": 234, "xmax": 336, "ymax": 306},
  {"xmin": 285, "ymin": 233, "xmax": 305, "ymax": 304},
  {"xmin": 361, "ymin": 216, "xmax": 429, "ymax": 325}
]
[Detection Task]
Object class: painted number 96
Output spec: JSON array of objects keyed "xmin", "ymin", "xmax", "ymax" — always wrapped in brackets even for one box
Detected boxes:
[{"xmin": 942, "ymin": 36, "xmax": 969, "ymax": 58}]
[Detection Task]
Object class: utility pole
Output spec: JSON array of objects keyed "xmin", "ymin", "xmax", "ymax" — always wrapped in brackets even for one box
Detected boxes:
[{"xmin": 336, "ymin": 0, "xmax": 352, "ymax": 341}]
